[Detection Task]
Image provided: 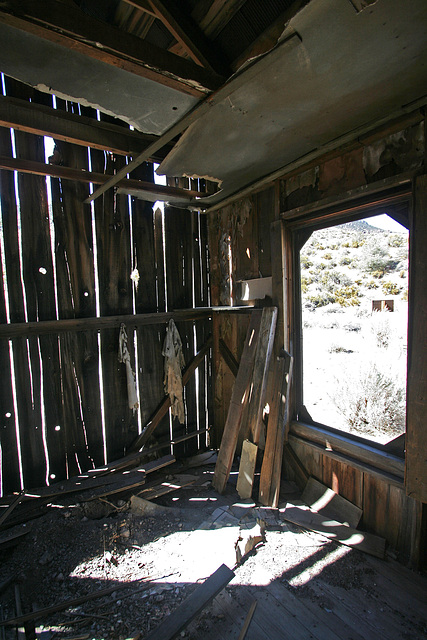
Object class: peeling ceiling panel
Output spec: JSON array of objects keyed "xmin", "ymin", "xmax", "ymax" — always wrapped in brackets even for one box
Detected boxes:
[
  {"xmin": 0, "ymin": 22, "xmax": 198, "ymax": 136},
  {"xmin": 158, "ymin": 0, "xmax": 427, "ymax": 203}
]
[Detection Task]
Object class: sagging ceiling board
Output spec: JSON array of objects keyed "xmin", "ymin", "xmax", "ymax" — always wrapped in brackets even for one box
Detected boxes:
[
  {"xmin": 0, "ymin": 22, "xmax": 198, "ymax": 136},
  {"xmin": 158, "ymin": 0, "xmax": 427, "ymax": 204}
]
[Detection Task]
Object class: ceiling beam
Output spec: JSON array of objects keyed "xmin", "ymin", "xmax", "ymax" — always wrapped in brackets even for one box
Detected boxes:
[
  {"xmin": 0, "ymin": 95, "xmax": 173, "ymax": 160},
  {"xmin": 0, "ymin": 1, "xmax": 225, "ymax": 97},
  {"xmin": 146, "ymin": 0, "xmax": 230, "ymax": 76},
  {"xmin": 120, "ymin": 0, "xmax": 158, "ymax": 18},
  {"xmin": 85, "ymin": 31, "xmax": 301, "ymax": 205},
  {"xmin": 0, "ymin": 155, "xmax": 205, "ymax": 202}
]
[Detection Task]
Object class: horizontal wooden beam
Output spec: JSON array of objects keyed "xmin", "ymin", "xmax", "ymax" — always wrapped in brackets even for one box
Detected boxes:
[
  {"xmin": 0, "ymin": 1, "xmax": 224, "ymax": 97},
  {"xmin": 0, "ymin": 95, "xmax": 173, "ymax": 159},
  {"xmin": 289, "ymin": 421, "xmax": 405, "ymax": 478},
  {"xmin": 0, "ymin": 155, "xmax": 205, "ymax": 202},
  {"xmin": 0, "ymin": 309, "xmax": 213, "ymax": 340}
]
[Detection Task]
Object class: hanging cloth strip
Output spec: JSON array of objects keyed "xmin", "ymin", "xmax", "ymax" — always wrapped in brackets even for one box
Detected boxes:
[
  {"xmin": 162, "ymin": 319, "xmax": 185, "ymax": 424},
  {"xmin": 118, "ymin": 323, "xmax": 139, "ymax": 413}
]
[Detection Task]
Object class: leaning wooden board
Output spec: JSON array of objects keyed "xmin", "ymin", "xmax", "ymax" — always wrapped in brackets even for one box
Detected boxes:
[
  {"xmin": 212, "ymin": 311, "xmax": 262, "ymax": 494},
  {"xmin": 301, "ymin": 477, "xmax": 362, "ymax": 528},
  {"xmin": 281, "ymin": 503, "xmax": 386, "ymax": 558}
]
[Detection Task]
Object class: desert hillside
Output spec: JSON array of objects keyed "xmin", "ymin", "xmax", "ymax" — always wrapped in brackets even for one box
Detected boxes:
[{"xmin": 300, "ymin": 216, "xmax": 408, "ymax": 445}]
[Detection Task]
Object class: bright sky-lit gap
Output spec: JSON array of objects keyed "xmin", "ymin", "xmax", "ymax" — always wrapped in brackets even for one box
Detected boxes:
[{"xmin": 38, "ymin": 337, "xmax": 50, "ymax": 486}]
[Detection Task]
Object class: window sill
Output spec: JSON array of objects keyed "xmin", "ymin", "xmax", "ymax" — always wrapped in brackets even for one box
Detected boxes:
[{"xmin": 289, "ymin": 421, "xmax": 405, "ymax": 486}]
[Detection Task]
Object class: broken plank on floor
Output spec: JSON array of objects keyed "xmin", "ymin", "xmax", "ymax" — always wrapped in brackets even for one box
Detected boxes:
[
  {"xmin": 281, "ymin": 503, "xmax": 385, "ymax": 558},
  {"xmin": 145, "ymin": 564, "xmax": 235, "ymax": 640}
]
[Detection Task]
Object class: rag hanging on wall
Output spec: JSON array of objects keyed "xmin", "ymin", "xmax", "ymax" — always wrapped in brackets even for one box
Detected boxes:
[
  {"xmin": 118, "ymin": 323, "xmax": 139, "ymax": 413},
  {"xmin": 162, "ymin": 319, "xmax": 185, "ymax": 424}
]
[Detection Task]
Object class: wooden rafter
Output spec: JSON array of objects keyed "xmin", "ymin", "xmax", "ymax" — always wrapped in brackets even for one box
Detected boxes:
[
  {"xmin": 120, "ymin": 0, "xmax": 158, "ymax": 18},
  {"xmin": 0, "ymin": 155, "xmax": 205, "ymax": 202},
  {"xmin": 0, "ymin": 1, "xmax": 224, "ymax": 96},
  {"xmin": 0, "ymin": 96, "xmax": 173, "ymax": 160},
  {"xmin": 146, "ymin": 0, "xmax": 230, "ymax": 76}
]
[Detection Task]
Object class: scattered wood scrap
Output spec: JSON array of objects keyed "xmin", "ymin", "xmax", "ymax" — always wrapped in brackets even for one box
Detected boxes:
[
  {"xmin": 301, "ymin": 477, "xmax": 362, "ymax": 528},
  {"xmin": 281, "ymin": 503, "xmax": 386, "ymax": 558},
  {"xmin": 136, "ymin": 474, "xmax": 199, "ymax": 501},
  {"xmin": 144, "ymin": 564, "xmax": 235, "ymax": 640},
  {"xmin": 0, "ymin": 455, "xmax": 175, "ymax": 532},
  {"xmin": 0, "ymin": 579, "xmax": 150, "ymax": 628}
]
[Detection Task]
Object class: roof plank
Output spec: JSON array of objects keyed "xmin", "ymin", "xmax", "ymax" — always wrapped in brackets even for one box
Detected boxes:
[{"xmin": 0, "ymin": 0, "xmax": 224, "ymax": 96}]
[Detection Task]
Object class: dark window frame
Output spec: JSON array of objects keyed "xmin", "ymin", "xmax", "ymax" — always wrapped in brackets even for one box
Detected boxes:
[{"xmin": 284, "ymin": 183, "xmax": 412, "ymax": 471}]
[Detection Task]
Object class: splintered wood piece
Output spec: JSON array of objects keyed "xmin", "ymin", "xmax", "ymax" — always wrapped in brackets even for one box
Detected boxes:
[
  {"xmin": 301, "ymin": 477, "xmax": 362, "ymax": 529},
  {"xmin": 238, "ymin": 599, "xmax": 258, "ymax": 640},
  {"xmin": 145, "ymin": 564, "xmax": 235, "ymax": 640},
  {"xmin": 212, "ymin": 311, "xmax": 262, "ymax": 494},
  {"xmin": 236, "ymin": 440, "xmax": 258, "ymax": 499},
  {"xmin": 259, "ymin": 351, "xmax": 293, "ymax": 507},
  {"xmin": 281, "ymin": 503, "xmax": 386, "ymax": 558}
]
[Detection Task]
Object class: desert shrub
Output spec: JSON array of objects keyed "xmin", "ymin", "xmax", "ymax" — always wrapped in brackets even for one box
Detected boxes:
[
  {"xmin": 318, "ymin": 262, "xmax": 327, "ymax": 270},
  {"xmin": 329, "ymin": 344, "xmax": 353, "ymax": 354},
  {"xmin": 402, "ymin": 289, "xmax": 408, "ymax": 301},
  {"xmin": 371, "ymin": 270, "xmax": 384, "ymax": 279},
  {"xmin": 382, "ymin": 281, "xmax": 401, "ymax": 295},
  {"xmin": 307, "ymin": 292, "xmax": 335, "ymax": 308},
  {"xmin": 366, "ymin": 280, "xmax": 379, "ymax": 289},
  {"xmin": 323, "ymin": 252, "xmax": 333, "ymax": 260},
  {"xmin": 370, "ymin": 312, "xmax": 392, "ymax": 348},
  {"xmin": 334, "ymin": 285, "xmax": 361, "ymax": 307},
  {"xmin": 351, "ymin": 238, "xmax": 365, "ymax": 248},
  {"xmin": 388, "ymin": 234, "xmax": 406, "ymax": 248},
  {"xmin": 344, "ymin": 322, "xmax": 361, "ymax": 332},
  {"xmin": 340, "ymin": 256, "xmax": 352, "ymax": 266},
  {"xmin": 301, "ymin": 255, "xmax": 313, "ymax": 269},
  {"xmin": 361, "ymin": 244, "xmax": 396, "ymax": 274},
  {"xmin": 399, "ymin": 270, "xmax": 406, "ymax": 279},
  {"xmin": 331, "ymin": 363, "xmax": 405, "ymax": 438},
  {"xmin": 329, "ymin": 244, "xmax": 339, "ymax": 250}
]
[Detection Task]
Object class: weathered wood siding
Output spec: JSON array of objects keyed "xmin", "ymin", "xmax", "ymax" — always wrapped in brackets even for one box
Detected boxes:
[
  {"xmin": 0, "ymin": 78, "xmax": 211, "ymax": 494},
  {"xmin": 207, "ymin": 113, "xmax": 426, "ymax": 566}
]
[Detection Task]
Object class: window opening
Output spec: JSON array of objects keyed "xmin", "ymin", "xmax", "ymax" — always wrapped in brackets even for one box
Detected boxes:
[{"xmin": 298, "ymin": 213, "xmax": 408, "ymax": 446}]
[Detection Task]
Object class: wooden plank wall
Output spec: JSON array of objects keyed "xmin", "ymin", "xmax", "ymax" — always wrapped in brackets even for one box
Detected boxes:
[
  {"xmin": 207, "ymin": 187, "xmax": 276, "ymax": 447},
  {"xmin": 207, "ymin": 123, "xmax": 425, "ymax": 565},
  {"xmin": 0, "ymin": 77, "xmax": 211, "ymax": 495},
  {"xmin": 287, "ymin": 438, "xmax": 422, "ymax": 566}
]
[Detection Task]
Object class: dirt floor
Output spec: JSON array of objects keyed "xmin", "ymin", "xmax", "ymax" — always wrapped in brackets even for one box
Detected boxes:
[{"xmin": 1, "ymin": 455, "xmax": 426, "ymax": 640}]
